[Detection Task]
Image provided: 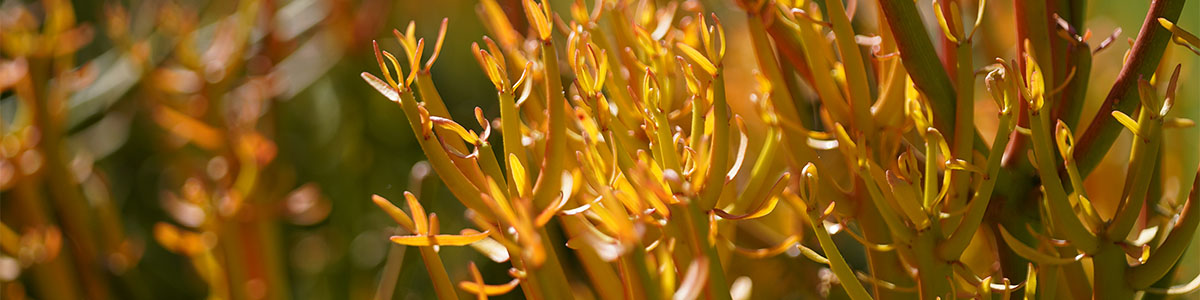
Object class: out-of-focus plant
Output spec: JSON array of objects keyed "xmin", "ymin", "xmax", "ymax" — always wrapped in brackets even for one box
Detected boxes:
[
  {"xmin": 2, "ymin": 0, "xmax": 383, "ymax": 298},
  {"xmin": 363, "ymin": 0, "xmax": 1200, "ymax": 299}
]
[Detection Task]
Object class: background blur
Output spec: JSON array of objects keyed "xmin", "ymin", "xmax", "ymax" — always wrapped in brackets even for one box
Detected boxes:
[{"xmin": 1, "ymin": 0, "xmax": 1197, "ymax": 299}]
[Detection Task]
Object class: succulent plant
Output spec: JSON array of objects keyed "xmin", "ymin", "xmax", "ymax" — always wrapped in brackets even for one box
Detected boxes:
[{"xmin": 363, "ymin": 0, "xmax": 1200, "ymax": 299}]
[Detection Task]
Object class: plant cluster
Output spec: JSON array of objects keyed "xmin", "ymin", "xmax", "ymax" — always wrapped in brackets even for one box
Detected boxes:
[{"xmin": 363, "ymin": 0, "xmax": 1200, "ymax": 299}]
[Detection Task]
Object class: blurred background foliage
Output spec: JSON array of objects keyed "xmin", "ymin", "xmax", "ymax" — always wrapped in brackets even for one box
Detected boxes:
[{"xmin": 0, "ymin": 0, "xmax": 1197, "ymax": 299}]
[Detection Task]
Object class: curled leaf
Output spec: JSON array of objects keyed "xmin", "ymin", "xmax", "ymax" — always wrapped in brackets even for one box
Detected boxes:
[
  {"xmin": 997, "ymin": 226, "xmax": 1081, "ymax": 265},
  {"xmin": 726, "ymin": 235, "xmax": 799, "ymax": 258}
]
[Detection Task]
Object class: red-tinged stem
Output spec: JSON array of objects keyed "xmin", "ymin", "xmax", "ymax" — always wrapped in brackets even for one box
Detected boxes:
[{"xmin": 1073, "ymin": 0, "xmax": 1186, "ymax": 177}]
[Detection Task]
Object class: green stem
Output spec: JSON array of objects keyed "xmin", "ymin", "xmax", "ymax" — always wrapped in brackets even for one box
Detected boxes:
[
  {"xmin": 374, "ymin": 229, "xmax": 407, "ymax": 300},
  {"xmin": 924, "ymin": 134, "xmax": 940, "ymax": 210},
  {"xmin": 1028, "ymin": 104, "xmax": 1099, "ymax": 253},
  {"xmin": 939, "ymin": 113, "xmax": 1015, "ymax": 259},
  {"xmin": 395, "ymin": 91, "xmax": 492, "ymax": 220},
  {"xmin": 877, "ymin": 0, "xmax": 957, "ymax": 135},
  {"xmin": 1093, "ymin": 243, "xmax": 1136, "ymax": 299},
  {"xmin": 1106, "ymin": 108, "xmax": 1162, "ymax": 240},
  {"xmin": 417, "ymin": 73, "xmax": 490, "ymax": 188},
  {"xmin": 801, "ymin": 203, "xmax": 872, "ymax": 300},
  {"xmin": 855, "ymin": 193, "xmax": 918, "ymax": 299},
  {"xmin": 1127, "ymin": 171, "xmax": 1200, "ymax": 289},
  {"xmin": 912, "ymin": 233, "xmax": 952, "ymax": 299},
  {"xmin": 948, "ymin": 30, "xmax": 974, "ymax": 221}
]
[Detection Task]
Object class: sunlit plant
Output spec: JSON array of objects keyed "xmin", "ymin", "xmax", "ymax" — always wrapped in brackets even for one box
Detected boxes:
[{"xmin": 361, "ymin": 0, "xmax": 1200, "ymax": 299}]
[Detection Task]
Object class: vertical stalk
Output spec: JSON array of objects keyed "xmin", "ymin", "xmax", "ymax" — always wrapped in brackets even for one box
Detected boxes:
[
  {"xmin": 1028, "ymin": 100, "xmax": 1098, "ymax": 253},
  {"xmin": 912, "ymin": 233, "xmax": 952, "ymax": 299},
  {"xmin": 417, "ymin": 246, "xmax": 459, "ymax": 299},
  {"xmin": 826, "ymin": 0, "xmax": 875, "ymax": 136},
  {"xmin": 948, "ymin": 1, "xmax": 974, "ymax": 217},
  {"xmin": 1106, "ymin": 107, "xmax": 1162, "ymax": 240},
  {"xmin": 876, "ymin": 0, "xmax": 957, "ymax": 135},
  {"xmin": 675, "ymin": 202, "xmax": 732, "ymax": 300},
  {"xmin": 700, "ymin": 71, "xmax": 729, "ymax": 210},
  {"xmin": 532, "ymin": 39, "xmax": 567, "ymax": 209},
  {"xmin": 1092, "ymin": 243, "xmax": 1135, "ymax": 299},
  {"xmin": 528, "ymin": 227, "xmax": 577, "ymax": 300},
  {"xmin": 1072, "ymin": 0, "xmax": 1185, "ymax": 177}
]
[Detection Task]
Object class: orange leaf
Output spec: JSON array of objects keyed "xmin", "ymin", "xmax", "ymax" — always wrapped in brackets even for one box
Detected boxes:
[
  {"xmin": 404, "ymin": 192, "xmax": 428, "ymax": 235},
  {"xmin": 389, "ymin": 230, "xmax": 491, "ymax": 247},
  {"xmin": 372, "ymin": 195, "xmax": 415, "ymax": 232}
]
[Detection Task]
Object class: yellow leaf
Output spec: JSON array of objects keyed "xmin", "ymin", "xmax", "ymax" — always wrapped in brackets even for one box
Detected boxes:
[
  {"xmin": 508, "ymin": 154, "xmax": 528, "ymax": 198},
  {"xmin": 389, "ymin": 230, "xmax": 491, "ymax": 247},
  {"xmin": 676, "ymin": 42, "xmax": 717, "ymax": 76},
  {"xmin": 1112, "ymin": 111, "xmax": 1142, "ymax": 138},
  {"xmin": 372, "ymin": 195, "xmax": 415, "ymax": 232},
  {"xmin": 430, "ymin": 117, "xmax": 481, "ymax": 145},
  {"xmin": 727, "ymin": 235, "xmax": 799, "ymax": 258},
  {"xmin": 458, "ymin": 279, "xmax": 520, "ymax": 296},
  {"xmin": 523, "ymin": 0, "xmax": 552, "ymax": 41},
  {"xmin": 404, "ymin": 192, "xmax": 428, "ymax": 235},
  {"xmin": 932, "ymin": 0, "xmax": 959, "ymax": 44},
  {"xmin": 714, "ymin": 173, "xmax": 788, "ymax": 220},
  {"xmin": 1159, "ymin": 18, "xmax": 1200, "ymax": 50}
]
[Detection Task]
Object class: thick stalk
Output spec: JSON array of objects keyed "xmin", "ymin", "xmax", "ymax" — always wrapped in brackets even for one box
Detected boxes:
[
  {"xmin": 876, "ymin": 0, "xmax": 956, "ymax": 135},
  {"xmin": 394, "ymin": 91, "xmax": 492, "ymax": 219},
  {"xmin": 528, "ymin": 227, "xmax": 576, "ymax": 300},
  {"xmin": 948, "ymin": 35, "xmax": 974, "ymax": 220},
  {"xmin": 1073, "ymin": 0, "xmax": 1185, "ymax": 177},
  {"xmin": 700, "ymin": 72, "xmax": 730, "ymax": 210},
  {"xmin": 1093, "ymin": 243, "xmax": 1135, "ymax": 299},
  {"xmin": 417, "ymin": 73, "xmax": 490, "ymax": 188},
  {"xmin": 912, "ymin": 233, "xmax": 952, "ymax": 299},
  {"xmin": 676, "ymin": 202, "xmax": 732, "ymax": 300},
  {"xmin": 1126, "ymin": 171, "xmax": 1199, "ymax": 289},
  {"xmin": 939, "ymin": 113, "xmax": 1015, "ymax": 259},
  {"xmin": 854, "ymin": 193, "xmax": 917, "ymax": 299},
  {"xmin": 1028, "ymin": 105, "xmax": 1099, "ymax": 253},
  {"xmin": 1106, "ymin": 108, "xmax": 1162, "ymax": 240},
  {"xmin": 532, "ymin": 39, "xmax": 568, "ymax": 209}
]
